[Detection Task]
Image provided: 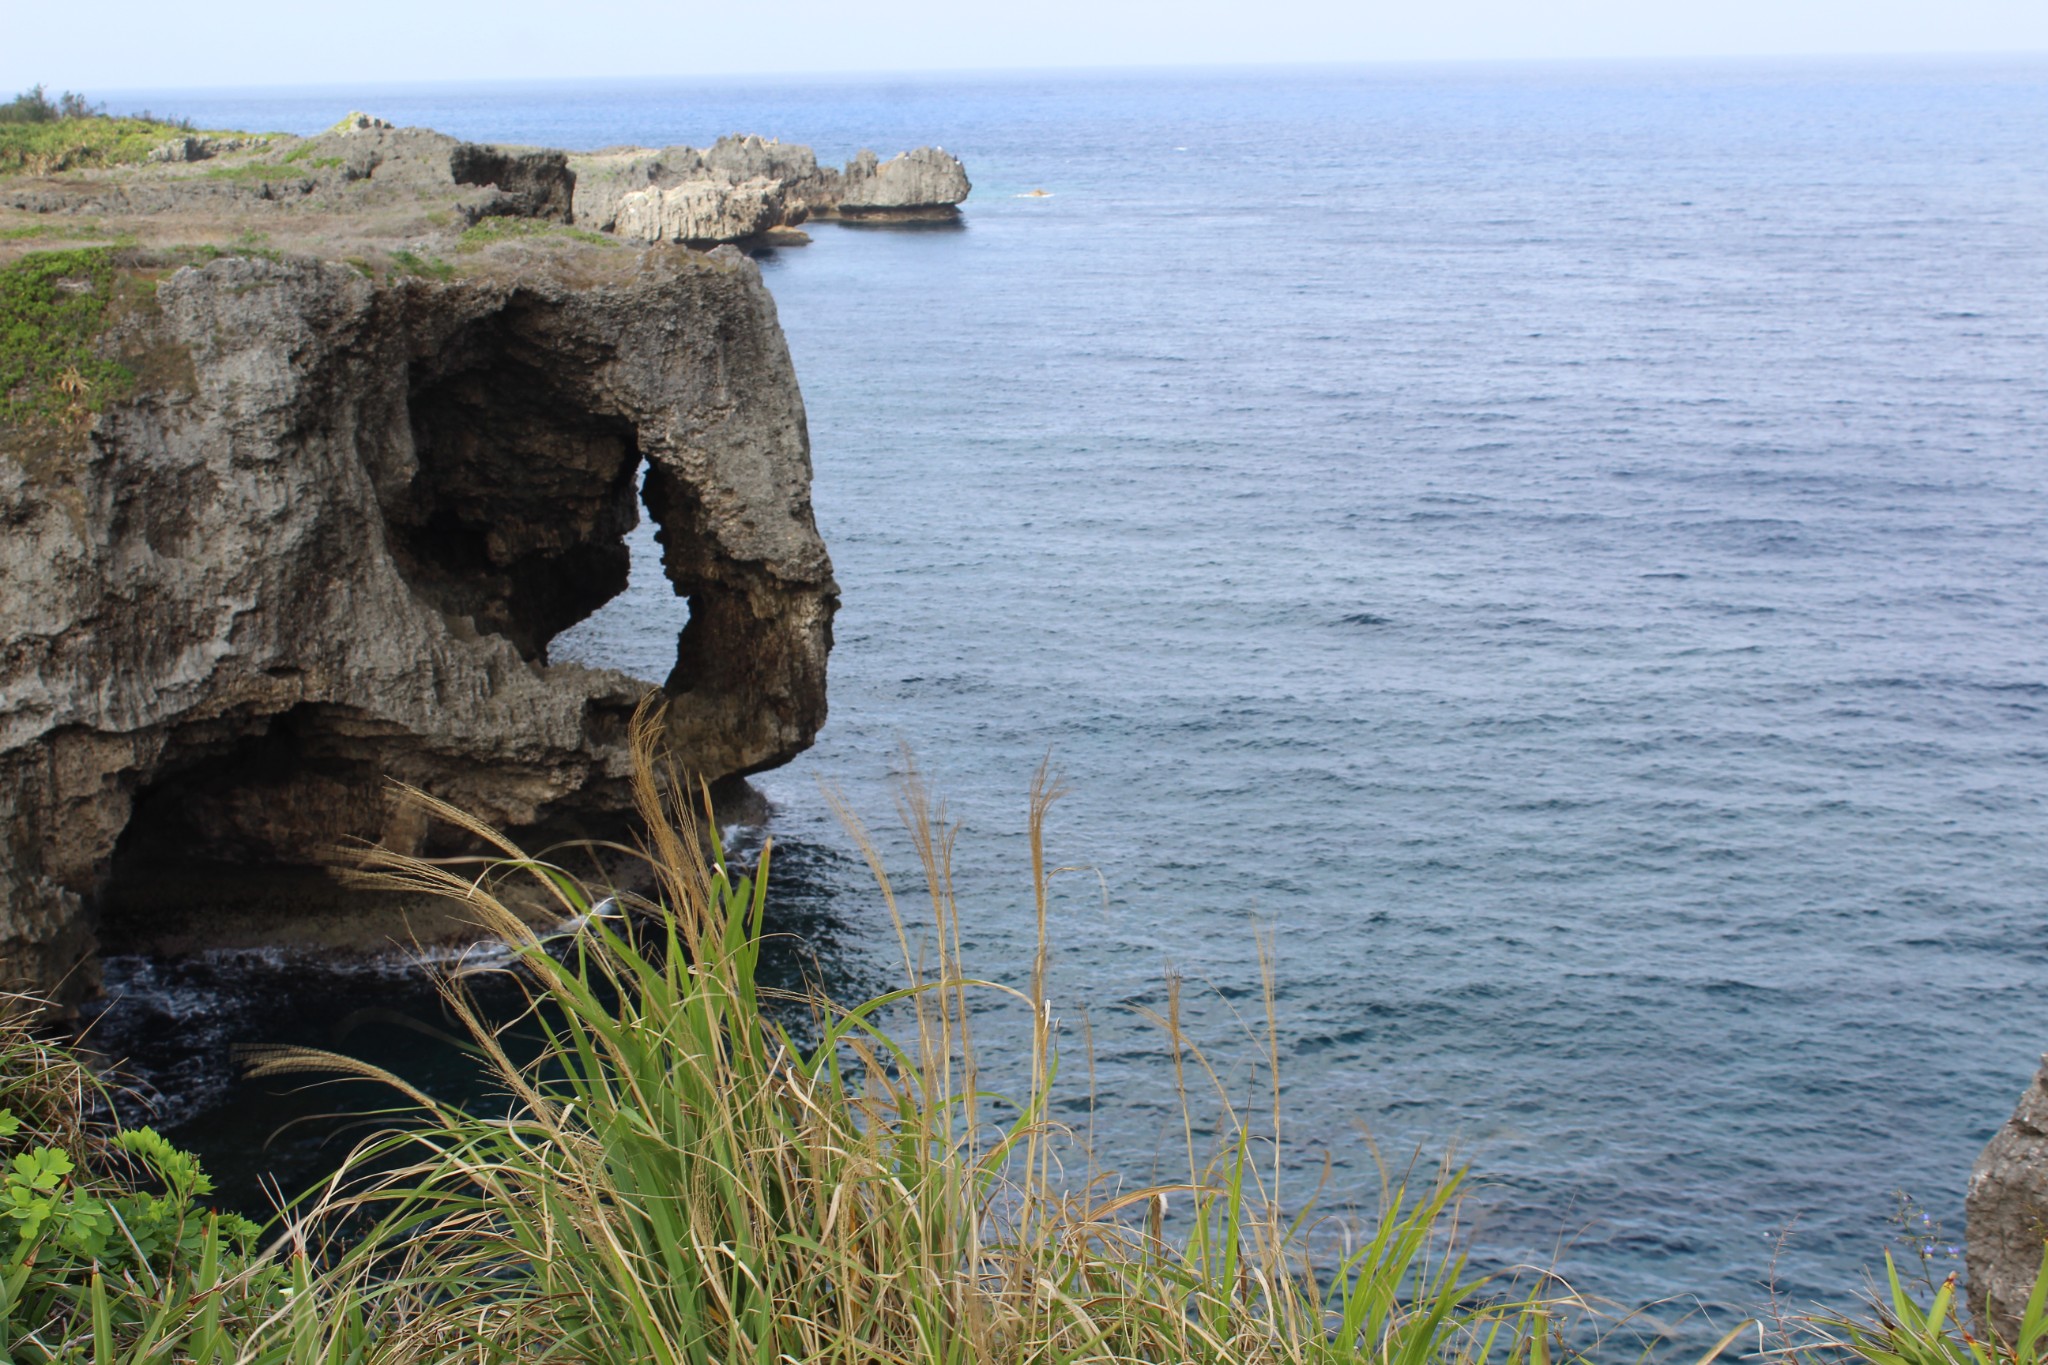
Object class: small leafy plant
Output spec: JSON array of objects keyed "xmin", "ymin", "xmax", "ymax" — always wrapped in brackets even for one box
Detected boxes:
[
  {"xmin": 1821, "ymin": 1250, "xmax": 2048, "ymax": 1365},
  {"xmin": 0, "ymin": 1024, "xmax": 328, "ymax": 1365}
]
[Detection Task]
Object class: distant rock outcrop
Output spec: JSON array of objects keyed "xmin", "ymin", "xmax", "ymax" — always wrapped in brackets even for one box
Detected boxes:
[
  {"xmin": 829, "ymin": 147, "xmax": 973, "ymax": 217},
  {"xmin": 569, "ymin": 136, "xmax": 970, "ymax": 243},
  {"xmin": 1968, "ymin": 1059, "xmax": 2048, "ymax": 1340}
]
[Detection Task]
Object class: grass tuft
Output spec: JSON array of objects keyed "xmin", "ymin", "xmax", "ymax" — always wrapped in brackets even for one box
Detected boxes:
[
  {"xmin": 241, "ymin": 698, "xmax": 1554, "ymax": 1364},
  {"xmin": 0, "ymin": 220, "xmax": 129, "ymax": 245}
]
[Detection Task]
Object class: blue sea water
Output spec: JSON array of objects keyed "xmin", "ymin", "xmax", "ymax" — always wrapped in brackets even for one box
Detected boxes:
[{"xmin": 101, "ymin": 60, "xmax": 2048, "ymax": 1333}]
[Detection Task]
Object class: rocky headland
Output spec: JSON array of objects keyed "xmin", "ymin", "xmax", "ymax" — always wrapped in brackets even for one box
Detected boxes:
[{"xmin": 0, "ymin": 116, "xmax": 969, "ymax": 1003}]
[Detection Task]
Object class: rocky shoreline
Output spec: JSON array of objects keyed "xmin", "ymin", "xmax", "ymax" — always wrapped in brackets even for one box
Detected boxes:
[{"xmin": 0, "ymin": 115, "xmax": 968, "ymax": 1004}]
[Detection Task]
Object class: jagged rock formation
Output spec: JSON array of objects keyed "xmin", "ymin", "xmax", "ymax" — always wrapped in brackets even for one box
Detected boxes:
[
  {"xmin": 146, "ymin": 135, "xmax": 269, "ymax": 164},
  {"xmin": 0, "ymin": 243, "xmax": 836, "ymax": 1002},
  {"xmin": 1969, "ymin": 1059, "xmax": 2048, "ymax": 1340},
  {"xmin": 570, "ymin": 139, "xmax": 818, "ymax": 241},
  {"xmin": 613, "ymin": 177, "xmax": 789, "ymax": 248}
]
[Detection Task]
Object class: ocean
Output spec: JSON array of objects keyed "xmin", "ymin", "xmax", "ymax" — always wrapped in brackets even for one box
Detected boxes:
[{"xmin": 90, "ymin": 58, "xmax": 2048, "ymax": 1333}]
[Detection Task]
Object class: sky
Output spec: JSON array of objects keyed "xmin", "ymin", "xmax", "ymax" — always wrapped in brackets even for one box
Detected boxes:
[{"xmin": 3, "ymin": 0, "xmax": 2045, "ymax": 94}]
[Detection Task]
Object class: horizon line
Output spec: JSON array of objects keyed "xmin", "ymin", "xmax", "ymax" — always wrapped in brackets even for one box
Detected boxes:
[{"xmin": 59, "ymin": 48, "xmax": 2048, "ymax": 101}]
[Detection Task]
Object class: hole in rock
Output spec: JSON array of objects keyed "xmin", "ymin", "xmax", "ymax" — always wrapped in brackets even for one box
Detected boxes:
[
  {"xmin": 94, "ymin": 303, "xmax": 747, "ymax": 956},
  {"xmin": 550, "ymin": 467, "xmax": 694, "ymax": 684},
  {"xmin": 388, "ymin": 304, "xmax": 668, "ymax": 662}
]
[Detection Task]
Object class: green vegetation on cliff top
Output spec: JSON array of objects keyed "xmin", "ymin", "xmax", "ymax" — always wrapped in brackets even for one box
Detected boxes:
[
  {"xmin": 0, "ymin": 119, "xmax": 202, "ymax": 176},
  {"xmin": 0, "ymin": 248, "xmax": 133, "ymax": 426}
]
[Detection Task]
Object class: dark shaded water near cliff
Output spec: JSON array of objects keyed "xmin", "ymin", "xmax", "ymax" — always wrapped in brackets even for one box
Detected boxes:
[{"xmin": 92, "ymin": 60, "xmax": 2048, "ymax": 1337}]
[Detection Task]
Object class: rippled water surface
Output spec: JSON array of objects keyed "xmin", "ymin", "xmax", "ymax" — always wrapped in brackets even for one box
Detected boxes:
[{"xmin": 100, "ymin": 61, "xmax": 2048, "ymax": 1329}]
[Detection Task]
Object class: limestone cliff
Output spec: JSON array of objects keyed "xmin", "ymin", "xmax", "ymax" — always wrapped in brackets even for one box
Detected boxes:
[{"xmin": 0, "ymin": 242, "xmax": 836, "ymax": 1002}]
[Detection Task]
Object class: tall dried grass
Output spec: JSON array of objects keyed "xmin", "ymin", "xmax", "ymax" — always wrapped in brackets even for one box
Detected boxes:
[{"xmin": 238, "ymin": 698, "xmax": 1544, "ymax": 1363}]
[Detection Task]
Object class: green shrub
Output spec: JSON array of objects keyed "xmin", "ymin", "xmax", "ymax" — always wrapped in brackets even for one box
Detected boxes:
[
  {"xmin": 0, "ymin": 117, "xmax": 212, "ymax": 176},
  {"xmin": 0, "ymin": 87, "xmax": 60, "ymax": 125},
  {"xmin": 0, "ymin": 1010, "xmax": 370, "ymax": 1365},
  {"xmin": 0, "ymin": 87, "xmax": 104, "ymax": 126},
  {"xmin": 0, "ymin": 1118, "xmax": 275, "ymax": 1358}
]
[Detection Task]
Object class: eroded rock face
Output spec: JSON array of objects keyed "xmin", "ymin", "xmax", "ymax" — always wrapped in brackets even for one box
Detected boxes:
[
  {"xmin": 0, "ymin": 246, "xmax": 836, "ymax": 1002},
  {"xmin": 568, "ymin": 148, "xmax": 694, "ymax": 232},
  {"xmin": 1968, "ymin": 1059, "xmax": 2048, "ymax": 1340},
  {"xmin": 611, "ymin": 177, "xmax": 788, "ymax": 247}
]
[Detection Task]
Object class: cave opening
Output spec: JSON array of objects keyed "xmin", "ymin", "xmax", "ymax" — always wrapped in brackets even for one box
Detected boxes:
[{"xmin": 96, "ymin": 704, "xmax": 409, "ymax": 955}]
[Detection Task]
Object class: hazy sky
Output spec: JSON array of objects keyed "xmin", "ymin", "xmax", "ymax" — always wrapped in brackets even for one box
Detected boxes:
[{"xmin": 5, "ymin": 0, "xmax": 2045, "ymax": 93}]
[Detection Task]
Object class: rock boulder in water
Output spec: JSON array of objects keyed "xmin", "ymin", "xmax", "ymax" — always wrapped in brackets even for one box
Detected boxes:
[{"xmin": 830, "ymin": 146, "xmax": 972, "ymax": 217}]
